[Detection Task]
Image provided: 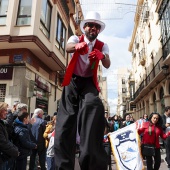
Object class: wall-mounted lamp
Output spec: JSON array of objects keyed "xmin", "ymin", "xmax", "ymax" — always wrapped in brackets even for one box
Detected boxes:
[{"xmin": 161, "ymin": 64, "xmax": 169, "ymax": 76}]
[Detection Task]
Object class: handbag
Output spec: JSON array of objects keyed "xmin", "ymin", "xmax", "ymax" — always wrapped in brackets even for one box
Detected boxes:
[
  {"xmin": 141, "ymin": 126, "xmax": 156, "ymax": 157},
  {"xmin": 141, "ymin": 144, "xmax": 155, "ymax": 156}
]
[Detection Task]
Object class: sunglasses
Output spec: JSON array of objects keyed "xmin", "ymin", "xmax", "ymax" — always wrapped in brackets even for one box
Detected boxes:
[{"xmin": 85, "ymin": 23, "xmax": 101, "ymax": 30}]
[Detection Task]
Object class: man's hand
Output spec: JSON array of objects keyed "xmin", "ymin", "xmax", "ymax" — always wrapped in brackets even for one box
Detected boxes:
[
  {"xmin": 165, "ymin": 123, "xmax": 170, "ymax": 127},
  {"xmin": 88, "ymin": 49, "xmax": 104, "ymax": 61},
  {"xmin": 75, "ymin": 42, "xmax": 88, "ymax": 55}
]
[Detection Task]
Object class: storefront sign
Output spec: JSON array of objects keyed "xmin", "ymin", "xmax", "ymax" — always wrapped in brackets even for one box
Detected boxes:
[
  {"xmin": 35, "ymin": 75, "xmax": 51, "ymax": 93},
  {"xmin": 0, "ymin": 67, "xmax": 13, "ymax": 80}
]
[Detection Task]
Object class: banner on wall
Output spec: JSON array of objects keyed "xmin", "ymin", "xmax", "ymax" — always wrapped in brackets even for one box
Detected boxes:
[{"xmin": 109, "ymin": 123, "xmax": 144, "ymax": 170}]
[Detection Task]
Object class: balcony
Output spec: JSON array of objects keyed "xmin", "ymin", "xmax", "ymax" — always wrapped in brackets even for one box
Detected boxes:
[
  {"xmin": 139, "ymin": 48, "xmax": 146, "ymax": 66},
  {"xmin": 131, "ymin": 56, "xmax": 164, "ymax": 102}
]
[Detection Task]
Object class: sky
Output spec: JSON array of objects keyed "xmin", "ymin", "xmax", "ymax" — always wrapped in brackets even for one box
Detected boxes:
[{"xmin": 80, "ymin": 0, "xmax": 138, "ymax": 115}]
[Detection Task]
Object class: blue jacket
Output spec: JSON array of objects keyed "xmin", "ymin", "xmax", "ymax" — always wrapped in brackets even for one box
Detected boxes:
[
  {"xmin": 13, "ymin": 119, "xmax": 36, "ymax": 159},
  {"xmin": 29, "ymin": 117, "xmax": 47, "ymax": 150}
]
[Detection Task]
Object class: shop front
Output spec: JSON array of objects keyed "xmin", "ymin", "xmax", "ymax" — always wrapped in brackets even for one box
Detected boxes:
[{"xmin": 35, "ymin": 74, "xmax": 51, "ymax": 115}]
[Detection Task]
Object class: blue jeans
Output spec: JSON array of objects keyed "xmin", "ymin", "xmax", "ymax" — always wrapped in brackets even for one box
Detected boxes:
[{"xmin": 46, "ymin": 157, "xmax": 54, "ymax": 170}]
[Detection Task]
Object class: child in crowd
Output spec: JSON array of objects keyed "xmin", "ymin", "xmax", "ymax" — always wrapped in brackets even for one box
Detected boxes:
[
  {"xmin": 43, "ymin": 115, "xmax": 57, "ymax": 170},
  {"xmin": 13, "ymin": 112, "xmax": 37, "ymax": 170}
]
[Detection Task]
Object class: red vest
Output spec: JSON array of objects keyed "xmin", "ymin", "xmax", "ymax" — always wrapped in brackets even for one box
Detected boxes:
[{"xmin": 62, "ymin": 35, "xmax": 104, "ymax": 91}]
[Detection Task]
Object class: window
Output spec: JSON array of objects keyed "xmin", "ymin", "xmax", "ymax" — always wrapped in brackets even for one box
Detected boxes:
[
  {"xmin": 16, "ymin": 0, "xmax": 32, "ymax": 25},
  {"xmin": 0, "ymin": 84, "xmax": 6, "ymax": 102},
  {"xmin": 123, "ymin": 97, "xmax": 126, "ymax": 103},
  {"xmin": 40, "ymin": 0, "xmax": 52, "ymax": 38},
  {"xmin": 56, "ymin": 14, "xmax": 66, "ymax": 55},
  {"xmin": 122, "ymin": 88, "xmax": 126, "ymax": 93},
  {"xmin": 159, "ymin": 1, "xmax": 170, "ymax": 59},
  {"xmin": 147, "ymin": 23, "xmax": 152, "ymax": 43},
  {"xmin": 0, "ymin": 0, "xmax": 9, "ymax": 25},
  {"xmin": 122, "ymin": 79, "xmax": 125, "ymax": 84}
]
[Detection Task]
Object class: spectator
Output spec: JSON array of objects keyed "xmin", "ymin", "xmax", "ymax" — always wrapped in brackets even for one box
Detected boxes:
[
  {"xmin": 103, "ymin": 117, "xmax": 111, "ymax": 170},
  {"xmin": 13, "ymin": 103, "xmax": 28, "ymax": 121},
  {"xmin": 143, "ymin": 114, "xmax": 149, "ymax": 122},
  {"xmin": 43, "ymin": 116, "xmax": 56, "ymax": 148},
  {"xmin": 29, "ymin": 108, "xmax": 47, "ymax": 170},
  {"xmin": 137, "ymin": 112, "xmax": 170, "ymax": 170},
  {"xmin": 121, "ymin": 113, "xmax": 134, "ymax": 128},
  {"xmin": 13, "ymin": 112, "xmax": 37, "ymax": 170},
  {"xmin": 45, "ymin": 115, "xmax": 57, "ymax": 170},
  {"xmin": 0, "ymin": 102, "xmax": 19, "ymax": 169},
  {"xmin": 162, "ymin": 106, "xmax": 170, "ymax": 169},
  {"xmin": 44, "ymin": 115, "xmax": 51, "ymax": 122},
  {"xmin": 53, "ymin": 112, "xmax": 57, "ymax": 116},
  {"xmin": 12, "ymin": 101, "xmax": 20, "ymax": 113},
  {"xmin": 112, "ymin": 114, "xmax": 122, "ymax": 131}
]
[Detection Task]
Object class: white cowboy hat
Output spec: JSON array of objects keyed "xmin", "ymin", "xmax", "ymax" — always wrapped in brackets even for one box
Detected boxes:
[{"xmin": 80, "ymin": 11, "xmax": 105, "ymax": 33}]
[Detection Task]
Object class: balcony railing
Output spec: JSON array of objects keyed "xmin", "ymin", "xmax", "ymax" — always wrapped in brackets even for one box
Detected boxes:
[{"xmin": 132, "ymin": 56, "xmax": 163, "ymax": 101}]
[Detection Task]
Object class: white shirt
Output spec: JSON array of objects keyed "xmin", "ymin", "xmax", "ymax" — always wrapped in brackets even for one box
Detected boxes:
[{"xmin": 67, "ymin": 35, "xmax": 109, "ymax": 77}]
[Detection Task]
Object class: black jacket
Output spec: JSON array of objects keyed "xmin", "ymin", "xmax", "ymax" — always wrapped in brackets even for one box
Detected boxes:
[
  {"xmin": 13, "ymin": 119, "xmax": 36, "ymax": 159},
  {"xmin": 162, "ymin": 114, "xmax": 167, "ymax": 132},
  {"xmin": 0, "ymin": 119, "xmax": 18, "ymax": 164}
]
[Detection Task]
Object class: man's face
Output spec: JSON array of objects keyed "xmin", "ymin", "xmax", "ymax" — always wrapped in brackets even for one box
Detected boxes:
[
  {"xmin": 166, "ymin": 109, "xmax": 170, "ymax": 116},
  {"xmin": 83, "ymin": 22, "xmax": 101, "ymax": 41}
]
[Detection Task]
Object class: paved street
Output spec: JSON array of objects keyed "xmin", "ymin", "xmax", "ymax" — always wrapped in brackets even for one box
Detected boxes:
[
  {"xmin": 26, "ymin": 149, "xmax": 167, "ymax": 169},
  {"xmin": 74, "ymin": 149, "xmax": 167, "ymax": 170}
]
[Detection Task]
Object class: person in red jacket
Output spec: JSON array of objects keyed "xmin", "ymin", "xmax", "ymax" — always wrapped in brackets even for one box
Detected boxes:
[
  {"xmin": 137, "ymin": 112, "xmax": 170, "ymax": 170},
  {"xmin": 54, "ymin": 11, "xmax": 111, "ymax": 170}
]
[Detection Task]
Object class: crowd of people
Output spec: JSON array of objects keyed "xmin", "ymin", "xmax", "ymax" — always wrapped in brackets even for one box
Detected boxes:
[
  {"xmin": 0, "ymin": 101, "xmax": 57, "ymax": 170},
  {"xmin": 103, "ymin": 108, "xmax": 170, "ymax": 170}
]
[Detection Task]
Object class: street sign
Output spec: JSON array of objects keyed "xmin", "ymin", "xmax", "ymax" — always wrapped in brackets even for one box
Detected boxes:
[{"xmin": 13, "ymin": 54, "xmax": 23, "ymax": 63}]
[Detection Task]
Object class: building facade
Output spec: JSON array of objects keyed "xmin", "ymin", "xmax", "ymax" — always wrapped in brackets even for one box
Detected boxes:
[
  {"xmin": 0, "ymin": 0, "xmax": 83, "ymax": 115},
  {"xmin": 117, "ymin": 68, "xmax": 131, "ymax": 117},
  {"xmin": 128, "ymin": 0, "xmax": 170, "ymax": 120}
]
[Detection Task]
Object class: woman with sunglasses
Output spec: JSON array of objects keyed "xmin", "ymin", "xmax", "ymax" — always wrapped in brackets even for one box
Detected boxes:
[
  {"xmin": 137, "ymin": 112, "xmax": 170, "ymax": 170},
  {"xmin": 54, "ymin": 11, "xmax": 111, "ymax": 170}
]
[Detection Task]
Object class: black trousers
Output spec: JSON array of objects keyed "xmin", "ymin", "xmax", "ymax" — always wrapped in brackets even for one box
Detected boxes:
[
  {"xmin": 145, "ymin": 148, "xmax": 161, "ymax": 170},
  {"xmin": 103, "ymin": 142, "xmax": 111, "ymax": 166},
  {"xmin": 54, "ymin": 75, "xmax": 107, "ymax": 170},
  {"xmin": 165, "ymin": 136, "xmax": 170, "ymax": 168}
]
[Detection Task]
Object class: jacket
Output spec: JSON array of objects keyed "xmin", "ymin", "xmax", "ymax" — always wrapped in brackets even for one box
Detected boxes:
[
  {"xmin": 0, "ymin": 119, "xmax": 18, "ymax": 164},
  {"xmin": 13, "ymin": 119, "xmax": 36, "ymax": 159},
  {"xmin": 138, "ymin": 121, "xmax": 169, "ymax": 148},
  {"xmin": 162, "ymin": 114, "xmax": 168, "ymax": 132},
  {"xmin": 29, "ymin": 116, "xmax": 47, "ymax": 150}
]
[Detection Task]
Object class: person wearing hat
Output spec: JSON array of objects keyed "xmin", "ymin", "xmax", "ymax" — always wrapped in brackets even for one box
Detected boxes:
[{"xmin": 54, "ymin": 11, "xmax": 110, "ymax": 170}]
